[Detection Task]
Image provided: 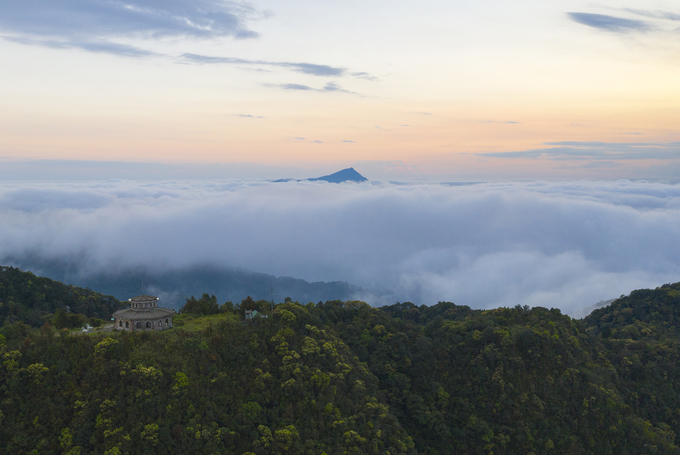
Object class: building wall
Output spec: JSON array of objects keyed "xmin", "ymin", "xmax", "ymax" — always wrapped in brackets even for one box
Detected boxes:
[{"xmin": 114, "ymin": 316, "xmax": 173, "ymax": 331}]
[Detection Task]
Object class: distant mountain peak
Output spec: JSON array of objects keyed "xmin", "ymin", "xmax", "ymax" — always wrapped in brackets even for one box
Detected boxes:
[
  {"xmin": 309, "ymin": 168, "xmax": 368, "ymax": 183},
  {"xmin": 274, "ymin": 167, "xmax": 368, "ymax": 183}
]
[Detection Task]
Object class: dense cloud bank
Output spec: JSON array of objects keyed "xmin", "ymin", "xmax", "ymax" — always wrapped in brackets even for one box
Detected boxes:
[{"xmin": 1, "ymin": 179, "xmax": 679, "ymax": 317}]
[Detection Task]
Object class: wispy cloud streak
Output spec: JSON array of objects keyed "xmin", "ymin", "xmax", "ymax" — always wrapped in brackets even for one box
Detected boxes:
[
  {"xmin": 181, "ymin": 53, "xmax": 373, "ymax": 79},
  {"xmin": 234, "ymin": 114, "xmax": 264, "ymax": 118},
  {"xmin": 0, "ymin": 0, "xmax": 259, "ymax": 39},
  {"xmin": 3, "ymin": 36, "xmax": 160, "ymax": 57},
  {"xmin": 478, "ymin": 141, "xmax": 680, "ymax": 161},
  {"xmin": 0, "ymin": 0, "xmax": 260, "ymax": 57},
  {"xmin": 623, "ymin": 9, "xmax": 680, "ymax": 21},
  {"xmin": 568, "ymin": 12, "xmax": 651, "ymax": 33},
  {"xmin": 263, "ymin": 81, "xmax": 358, "ymax": 94}
]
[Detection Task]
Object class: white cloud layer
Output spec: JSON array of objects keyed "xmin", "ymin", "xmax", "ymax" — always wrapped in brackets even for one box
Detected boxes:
[{"xmin": 1, "ymin": 179, "xmax": 680, "ymax": 317}]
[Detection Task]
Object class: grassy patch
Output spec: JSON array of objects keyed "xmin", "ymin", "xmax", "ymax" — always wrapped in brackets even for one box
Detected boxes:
[{"xmin": 172, "ymin": 312, "xmax": 240, "ymax": 331}]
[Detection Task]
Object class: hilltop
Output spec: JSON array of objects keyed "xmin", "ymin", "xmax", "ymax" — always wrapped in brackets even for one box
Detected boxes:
[
  {"xmin": 0, "ymin": 265, "xmax": 121, "ymax": 329},
  {"xmin": 274, "ymin": 167, "xmax": 368, "ymax": 183}
]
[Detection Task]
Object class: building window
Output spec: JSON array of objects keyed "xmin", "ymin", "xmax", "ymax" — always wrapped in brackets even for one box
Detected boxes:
[
  {"xmin": 119, "ymin": 320, "xmax": 122, "ymax": 327},
  {"xmin": 165, "ymin": 318, "xmax": 169, "ymax": 324},
  {"xmin": 136, "ymin": 322, "xmax": 141, "ymax": 329},
  {"xmin": 125, "ymin": 321, "xmax": 129, "ymax": 328},
  {"xmin": 146, "ymin": 321, "xmax": 151, "ymax": 329}
]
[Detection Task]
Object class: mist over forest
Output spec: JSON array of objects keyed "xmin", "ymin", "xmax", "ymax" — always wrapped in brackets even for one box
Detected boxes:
[{"xmin": 2, "ymin": 179, "xmax": 680, "ymax": 316}]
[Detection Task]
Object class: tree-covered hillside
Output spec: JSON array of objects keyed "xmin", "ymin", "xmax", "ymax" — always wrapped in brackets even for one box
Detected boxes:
[
  {"xmin": 0, "ymin": 304, "xmax": 414, "ymax": 455},
  {"xmin": 0, "ymin": 266, "xmax": 121, "ymax": 328},
  {"xmin": 583, "ymin": 283, "xmax": 680, "ymax": 451},
  {"xmin": 316, "ymin": 300, "xmax": 678, "ymax": 454},
  {"xmin": 3, "ymin": 273, "xmax": 680, "ymax": 454}
]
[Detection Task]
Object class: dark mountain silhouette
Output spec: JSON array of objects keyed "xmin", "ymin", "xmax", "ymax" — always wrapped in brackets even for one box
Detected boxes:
[
  {"xmin": 309, "ymin": 167, "xmax": 368, "ymax": 182},
  {"xmin": 3, "ymin": 258, "xmax": 361, "ymax": 309},
  {"xmin": 274, "ymin": 167, "xmax": 368, "ymax": 183}
]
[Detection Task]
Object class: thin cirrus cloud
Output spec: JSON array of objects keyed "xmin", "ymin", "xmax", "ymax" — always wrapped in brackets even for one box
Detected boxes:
[
  {"xmin": 478, "ymin": 141, "xmax": 680, "ymax": 161},
  {"xmin": 351, "ymin": 72, "xmax": 378, "ymax": 81},
  {"xmin": 3, "ymin": 35, "xmax": 161, "ymax": 57},
  {"xmin": 623, "ymin": 9, "xmax": 680, "ymax": 21},
  {"xmin": 274, "ymin": 83, "xmax": 314, "ymax": 91},
  {"xmin": 181, "ymin": 53, "xmax": 351, "ymax": 77},
  {"xmin": 567, "ymin": 12, "xmax": 651, "ymax": 33},
  {"xmin": 263, "ymin": 81, "xmax": 357, "ymax": 94},
  {"xmin": 0, "ymin": 0, "xmax": 260, "ymax": 57},
  {"xmin": 2, "ymin": 180, "xmax": 680, "ymax": 317},
  {"xmin": 0, "ymin": 1, "xmax": 376, "ymax": 85}
]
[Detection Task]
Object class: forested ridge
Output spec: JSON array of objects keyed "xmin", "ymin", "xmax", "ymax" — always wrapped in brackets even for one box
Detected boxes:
[
  {"xmin": 0, "ymin": 266, "xmax": 121, "ymax": 329},
  {"xmin": 2, "ymin": 267, "xmax": 680, "ymax": 454}
]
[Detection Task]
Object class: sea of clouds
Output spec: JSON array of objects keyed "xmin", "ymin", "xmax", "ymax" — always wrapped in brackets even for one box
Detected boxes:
[{"xmin": 1, "ymin": 179, "xmax": 680, "ymax": 317}]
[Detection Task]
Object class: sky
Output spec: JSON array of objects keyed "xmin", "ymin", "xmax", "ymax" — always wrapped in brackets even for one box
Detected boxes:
[
  {"xmin": 2, "ymin": 179, "xmax": 680, "ymax": 317},
  {"xmin": 1, "ymin": 0, "xmax": 680, "ymax": 180}
]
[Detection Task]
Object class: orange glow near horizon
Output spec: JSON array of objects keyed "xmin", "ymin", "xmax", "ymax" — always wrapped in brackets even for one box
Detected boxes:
[{"xmin": 0, "ymin": 0, "xmax": 679, "ymax": 179}]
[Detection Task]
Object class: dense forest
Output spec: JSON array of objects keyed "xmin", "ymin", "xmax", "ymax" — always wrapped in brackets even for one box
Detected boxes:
[
  {"xmin": 2, "ymin": 267, "xmax": 680, "ymax": 454},
  {"xmin": 0, "ymin": 266, "xmax": 121, "ymax": 329}
]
